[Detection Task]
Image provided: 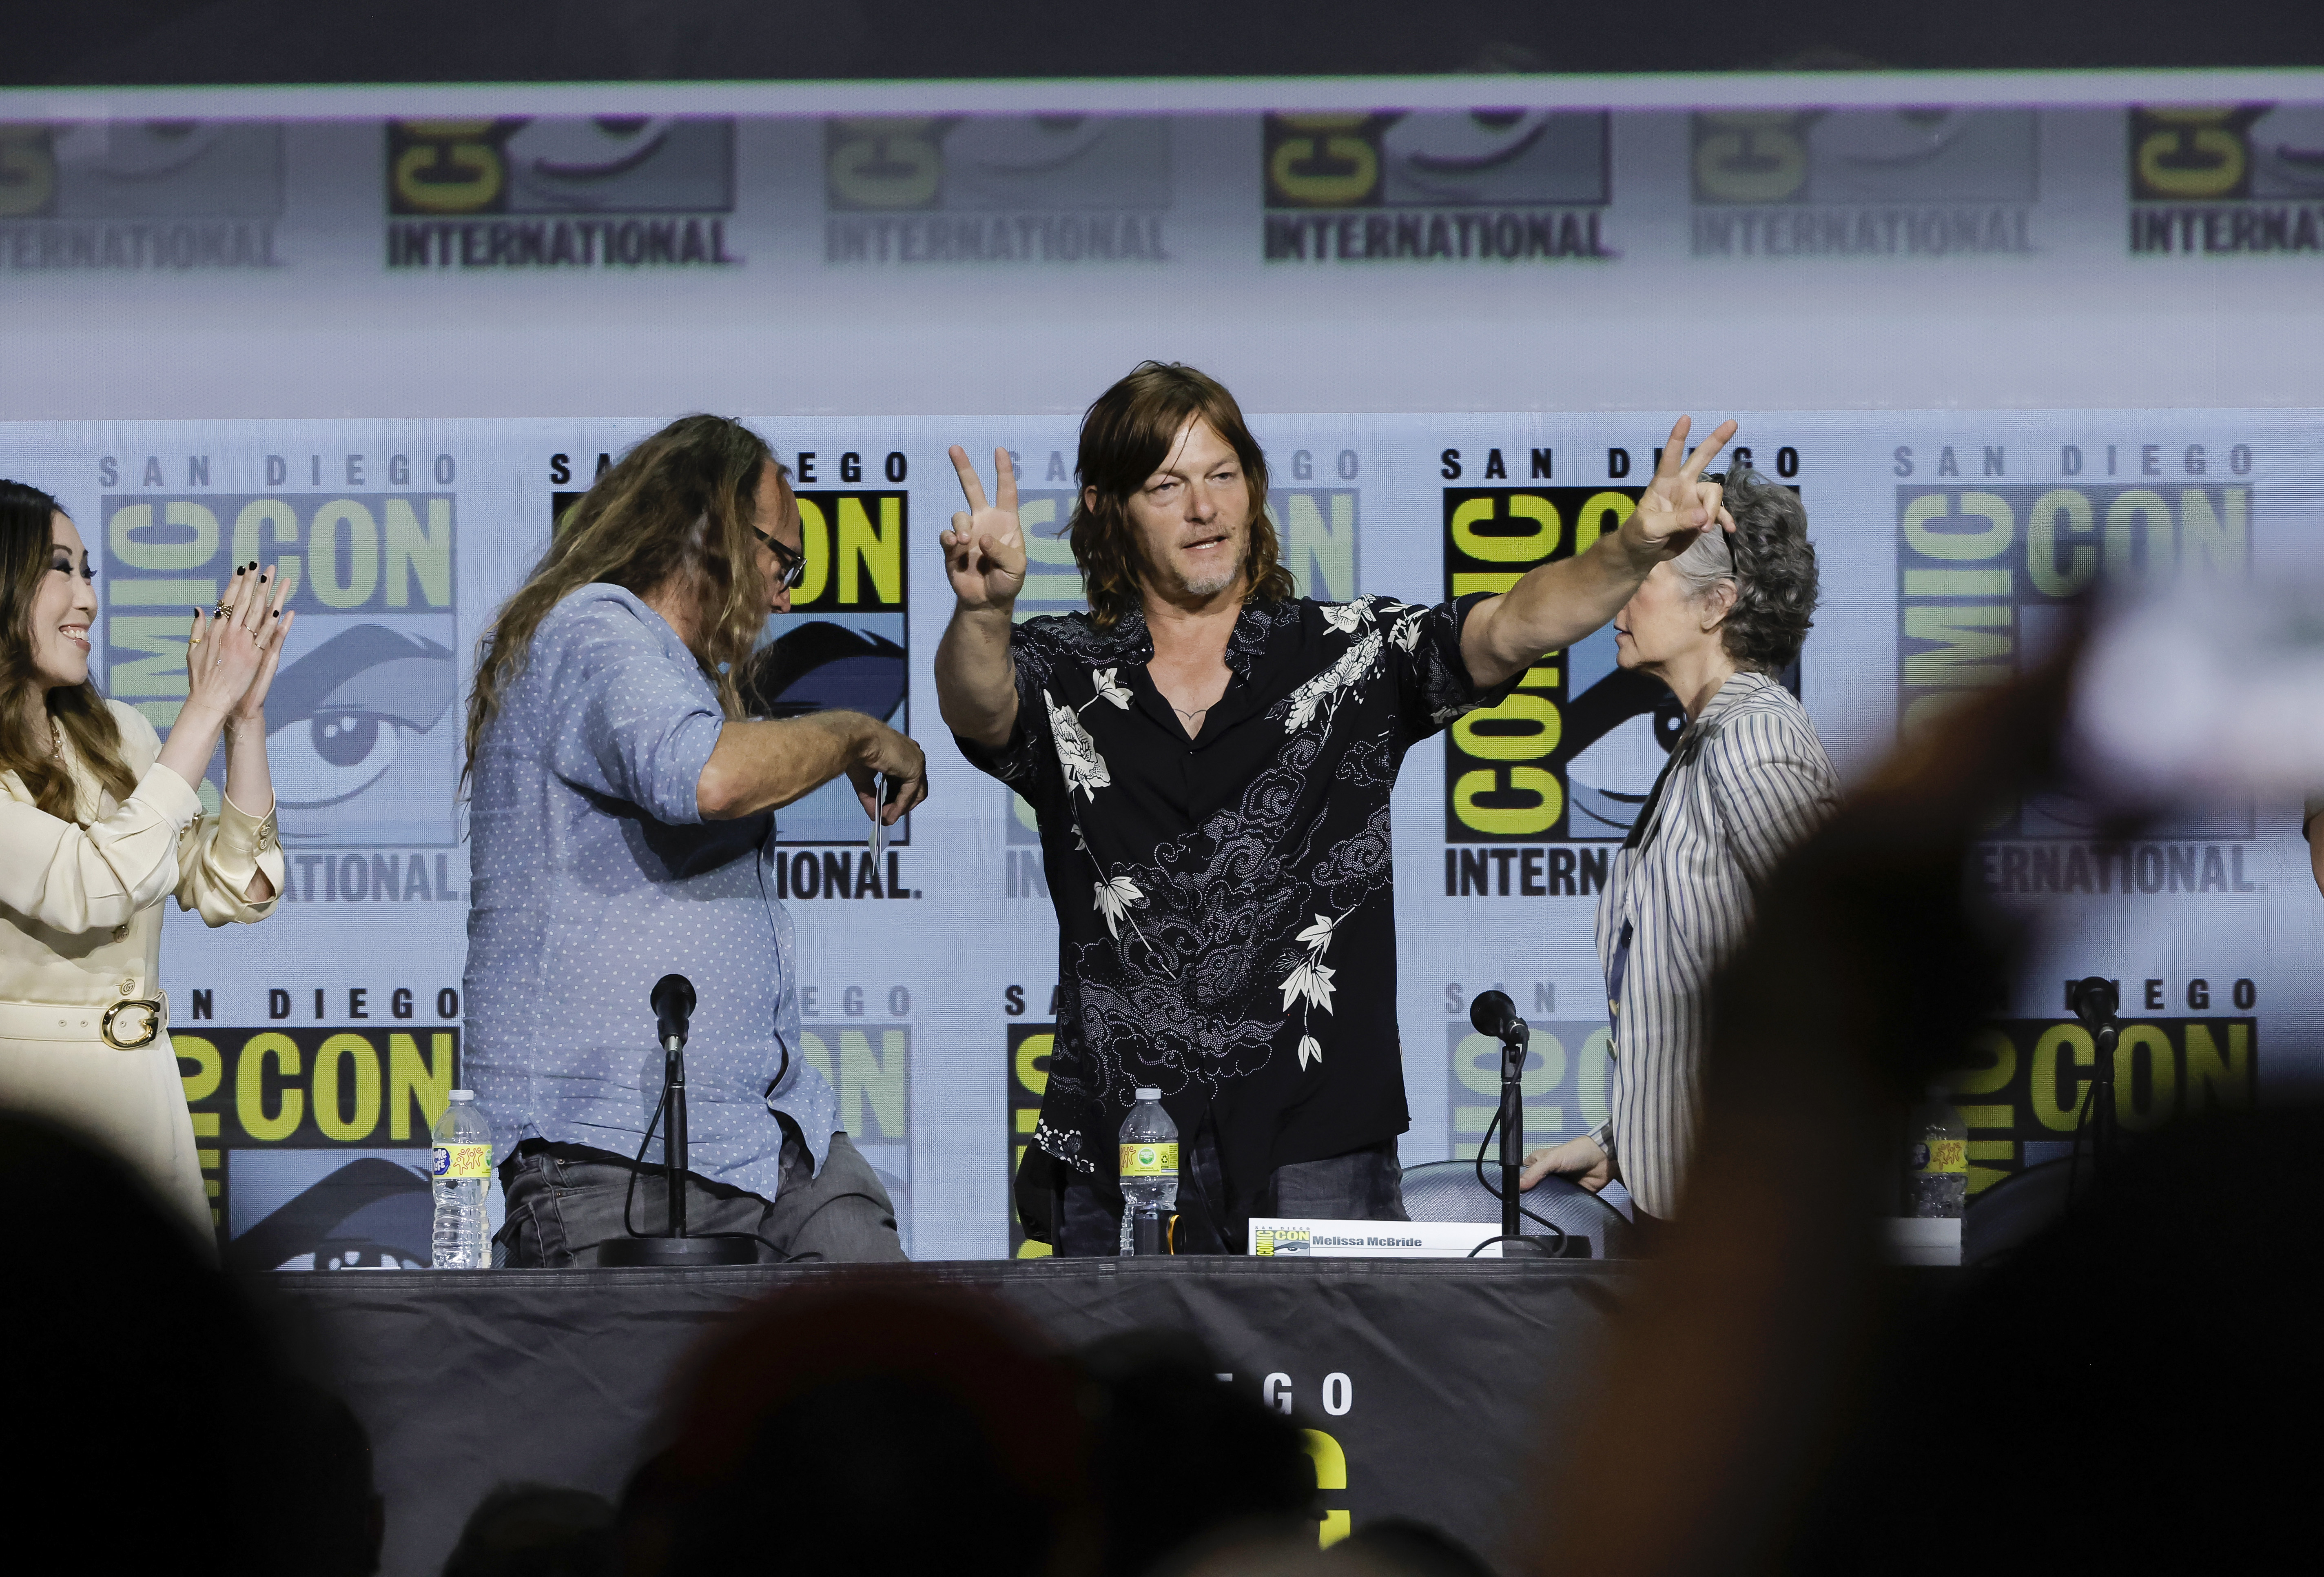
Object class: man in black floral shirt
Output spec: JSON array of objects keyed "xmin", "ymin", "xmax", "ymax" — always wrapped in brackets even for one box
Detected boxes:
[{"xmin": 937, "ymin": 362, "xmax": 1736, "ymax": 1254}]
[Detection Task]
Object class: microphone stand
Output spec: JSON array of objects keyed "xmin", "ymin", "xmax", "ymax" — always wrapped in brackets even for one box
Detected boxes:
[
  {"xmin": 600, "ymin": 995, "xmax": 757, "ymax": 1267},
  {"xmin": 1492, "ymin": 1018, "xmax": 1554, "ymax": 1260}
]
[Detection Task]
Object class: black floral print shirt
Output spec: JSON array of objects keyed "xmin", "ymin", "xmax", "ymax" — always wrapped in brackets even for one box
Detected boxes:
[{"xmin": 959, "ymin": 591, "xmax": 1514, "ymax": 1239}]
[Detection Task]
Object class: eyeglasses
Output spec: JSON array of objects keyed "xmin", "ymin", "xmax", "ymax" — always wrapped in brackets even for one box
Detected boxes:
[{"xmin": 753, "ymin": 526, "xmax": 807, "ymax": 590}]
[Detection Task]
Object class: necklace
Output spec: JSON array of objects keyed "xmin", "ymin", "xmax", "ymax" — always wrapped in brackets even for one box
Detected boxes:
[{"xmin": 49, "ymin": 721, "xmax": 63, "ymax": 760}]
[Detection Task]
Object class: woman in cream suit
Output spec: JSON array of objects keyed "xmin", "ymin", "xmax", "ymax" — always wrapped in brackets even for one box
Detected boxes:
[{"xmin": 0, "ymin": 479, "xmax": 292, "ymax": 1244}]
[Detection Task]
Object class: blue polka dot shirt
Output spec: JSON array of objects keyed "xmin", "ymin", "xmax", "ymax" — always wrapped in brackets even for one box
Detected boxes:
[{"xmin": 462, "ymin": 584, "xmax": 838, "ymax": 1199}]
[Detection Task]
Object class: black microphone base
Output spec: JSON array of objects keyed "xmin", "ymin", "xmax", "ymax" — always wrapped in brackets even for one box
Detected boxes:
[
  {"xmin": 1497, "ymin": 1233, "xmax": 1593, "ymax": 1260},
  {"xmin": 597, "ymin": 1235, "xmax": 760, "ymax": 1267}
]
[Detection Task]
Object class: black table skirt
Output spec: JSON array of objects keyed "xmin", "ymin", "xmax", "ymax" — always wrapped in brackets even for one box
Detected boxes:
[{"xmin": 266, "ymin": 1258, "xmax": 1642, "ymax": 1577}]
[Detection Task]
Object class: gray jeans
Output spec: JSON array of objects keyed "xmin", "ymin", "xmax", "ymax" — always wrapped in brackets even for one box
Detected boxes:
[{"xmin": 495, "ymin": 1122, "xmax": 905, "ymax": 1267}]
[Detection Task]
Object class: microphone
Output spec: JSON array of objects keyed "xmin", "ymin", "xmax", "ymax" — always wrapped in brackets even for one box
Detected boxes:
[
  {"xmin": 1469, "ymin": 989, "xmax": 1527, "ymax": 1044},
  {"xmin": 2071, "ymin": 976, "xmax": 2118, "ymax": 1028},
  {"xmin": 652, "ymin": 973, "xmax": 696, "ymax": 1048}
]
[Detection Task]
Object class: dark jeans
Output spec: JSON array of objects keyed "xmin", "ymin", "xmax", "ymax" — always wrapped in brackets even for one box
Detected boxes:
[
  {"xmin": 495, "ymin": 1121, "xmax": 905, "ymax": 1267},
  {"xmin": 1057, "ymin": 1118, "xmax": 1407, "ymax": 1257}
]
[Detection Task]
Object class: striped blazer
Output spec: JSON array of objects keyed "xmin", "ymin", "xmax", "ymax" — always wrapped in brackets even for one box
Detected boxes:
[{"xmin": 1591, "ymin": 670, "xmax": 1839, "ymax": 1221}]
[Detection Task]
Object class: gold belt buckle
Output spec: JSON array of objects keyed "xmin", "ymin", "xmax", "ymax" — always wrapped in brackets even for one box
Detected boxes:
[{"xmin": 101, "ymin": 997, "xmax": 164, "ymax": 1050}]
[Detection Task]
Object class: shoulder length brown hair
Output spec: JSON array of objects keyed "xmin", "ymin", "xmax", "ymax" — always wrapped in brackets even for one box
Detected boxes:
[
  {"xmin": 0, "ymin": 480, "xmax": 137, "ymax": 820},
  {"xmin": 465, "ymin": 415, "xmax": 780, "ymax": 779},
  {"xmin": 1066, "ymin": 362, "xmax": 1294, "ymax": 628}
]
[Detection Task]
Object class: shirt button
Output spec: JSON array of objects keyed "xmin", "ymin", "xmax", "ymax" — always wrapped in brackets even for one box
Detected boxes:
[{"xmin": 112, "ymin": 923, "xmax": 130, "ymax": 942}]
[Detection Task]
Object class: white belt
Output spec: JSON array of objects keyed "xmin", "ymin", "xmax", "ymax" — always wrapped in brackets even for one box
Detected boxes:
[{"xmin": 0, "ymin": 991, "xmax": 169, "ymax": 1049}]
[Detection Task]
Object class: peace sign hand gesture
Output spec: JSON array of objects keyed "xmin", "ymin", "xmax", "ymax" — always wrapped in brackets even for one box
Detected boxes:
[
  {"xmin": 1623, "ymin": 415, "xmax": 1739, "ymax": 566},
  {"xmin": 941, "ymin": 446, "xmax": 1028, "ymax": 614}
]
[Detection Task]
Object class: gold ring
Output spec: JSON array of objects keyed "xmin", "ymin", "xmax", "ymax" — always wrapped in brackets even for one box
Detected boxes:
[{"xmin": 188, "ymin": 635, "xmax": 202, "ymax": 645}]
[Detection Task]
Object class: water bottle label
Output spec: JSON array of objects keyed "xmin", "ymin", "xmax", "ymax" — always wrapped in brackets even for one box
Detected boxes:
[
  {"xmin": 1120, "ymin": 1142, "xmax": 1178, "ymax": 1177},
  {"xmin": 433, "ymin": 1143, "xmax": 491, "ymax": 1180},
  {"xmin": 1910, "ymin": 1139, "xmax": 1967, "ymax": 1176}
]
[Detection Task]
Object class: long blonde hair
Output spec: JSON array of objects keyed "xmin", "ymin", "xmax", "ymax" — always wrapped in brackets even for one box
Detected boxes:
[
  {"xmin": 465, "ymin": 416, "xmax": 780, "ymax": 779},
  {"xmin": 1, "ymin": 480, "xmax": 137, "ymax": 820}
]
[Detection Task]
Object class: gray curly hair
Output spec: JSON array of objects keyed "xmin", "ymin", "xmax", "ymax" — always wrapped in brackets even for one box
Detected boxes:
[{"xmin": 1666, "ymin": 464, "xmax": 1819, "ymax": 672}]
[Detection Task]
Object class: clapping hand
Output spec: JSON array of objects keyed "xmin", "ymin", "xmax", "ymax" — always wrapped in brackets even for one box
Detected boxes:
[
  {"xmin": 1623, "ymin": 415, "xmax": 1739, "ymax": 564},
  {"xmin": 941, "ymin": 446, "xmax": 1028, "ymax": 612},
  {"xmin": 187, "ymin": 562, "xmax": 295, "ymax": 730}
]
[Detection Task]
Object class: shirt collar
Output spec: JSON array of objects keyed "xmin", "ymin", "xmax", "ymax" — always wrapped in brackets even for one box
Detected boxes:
[
  {"xmin": 1693, "ymin": 668, "xmax": 1775, "ymax": 729},
  {"xmin": 1071, "ymin": 595, "xmax": 1298, "ymax": 678}
]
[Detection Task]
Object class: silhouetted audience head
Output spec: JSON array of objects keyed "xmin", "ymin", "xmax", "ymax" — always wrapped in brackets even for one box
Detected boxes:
[
  {"xmin": 647, "ymin": 1276, "xmax": 1094, "ymax": 1577},
  {"xmin": 277, "ymin": 1378, "xmax": 386, "ymax": 1577},
  {"xmin": 1076, "ymin": 1330, "xmax": 1318, "ymax": 1576},
  {"xmin": 0, "ymin": 1114, "xmax": 295, "ymax": 1575},
  {"xmin": 1786, "ymin": 1098, "xmax": 2324, "ymax": 1574},
  {"xmin": 444, "ymin": 1482, "xmax": 615, "ymax": 1577}
]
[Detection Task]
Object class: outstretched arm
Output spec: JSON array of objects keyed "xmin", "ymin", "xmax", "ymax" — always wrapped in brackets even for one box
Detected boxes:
[
  {"xmin": 934, "ymin": 445, "xmax": 1029, "ymax": 752},
  {"xmin": 697, "ymin": 710, "xmax": 927, "ymax": 824},
  {"xmin": 1460, "ymin": 416, "xmax": 1738, "ymax": 690}
]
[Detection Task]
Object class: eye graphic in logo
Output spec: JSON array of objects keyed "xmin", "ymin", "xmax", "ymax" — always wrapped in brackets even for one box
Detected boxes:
[
  {"xmin": 740, "ymin": 622, "xmax": 907, "ymax": 722},
  {"xmin": 1378, "ymin": 110, "xmax": 1607, "ymax": 207},
  {"xmin": 1560, "ymin": 662, "xmax": 1689, "ymax": 839},
  {"xmin": 224, "ymin": 1156, "xmax": 435, "ymax": 1273},
  {"xmin": 501, "ymin": 116, "xmax": 676, "ymax": 209},
  {"xmin": 945, "ymin": 115, "xmax": 1110, "ymax": 177},
  {"xmin": 1381, "ymin": 111, "xmax": 1557, "ymax": 198},
  {"xmin": 1809, "ymin": 108, "xmax": 1969, "ymax": 169},
  {"xmin": 259, "ymin": 625, "xmax": 457, "ymax": 810},
  {"xmin": 50, "ymin": 120, "xmax": 224, "ymax": 180},
  {"xmin": 2250, "ymin": 105, "xmax": 2324, "ymax": 195}
]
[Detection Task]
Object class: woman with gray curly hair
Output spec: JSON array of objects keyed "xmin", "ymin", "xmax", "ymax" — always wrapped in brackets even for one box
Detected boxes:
[{"xmin": 1521, "ymin": 464, "xmax": 1837, "ymax": 1245}]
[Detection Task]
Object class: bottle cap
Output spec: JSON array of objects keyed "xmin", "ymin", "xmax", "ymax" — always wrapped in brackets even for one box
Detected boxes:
[
  {"xmin": 1135, "ymin": 1087, "xmax": 1160, "ymax": 1101},
  {"xmin": 449, "ymin": 1089, "xmax": 475, "ymax": 1102}
]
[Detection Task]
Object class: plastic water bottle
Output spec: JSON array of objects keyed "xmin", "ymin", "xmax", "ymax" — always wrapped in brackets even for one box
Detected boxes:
[
  {"xmin": 1117, "ymin": 1088, "xmax": 1179, "ymax": 1256},
  {"xmin": 1903, "ymin": 1086, "xmax": 1970, "ymax": 1219},
  {"xmin": 431, "ymin": 1089, "xmax": 493, "ymax": 1269}
]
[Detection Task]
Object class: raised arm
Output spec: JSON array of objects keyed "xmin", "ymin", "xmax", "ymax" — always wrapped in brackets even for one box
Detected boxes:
[
  {"xmin": 934, "ymin": 445, "xmax": 1030, "ymax": 752},
  {"xmin": 1460, "ymin": 416, "xmax": 1739, "ymax": 690}
]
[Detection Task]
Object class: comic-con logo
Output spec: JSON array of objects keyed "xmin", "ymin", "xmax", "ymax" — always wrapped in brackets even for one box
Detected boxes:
[
  {"xmin": 1689, "ymin": 108, "xmax": 2036, "ymax": 258},
  {"xmin": 0, "ymin": 120, "xmax": 282, "ymax": 272},
  {"xmin": 1943, "ymin": 1012, "xmax": 2253, "ymax": 1195},
  {"xmin": 1439, "ymin": 446, "xmax": 1801, "ymax": 867},
  {"xmin": 824, "ymin": 116, "xmax": 1171, "ymax": 264},
  {"xmin": 1892, "ymin": 449, "xmax": 2255, "ymax": 861},
  {"xmin": 2128, "ymin": 105, "xmax": 2324, "ymax": 255},
  {"xmin": 386, "ymin": 118, "xmax": 736, "ymax": 269},
  {"xmin": 1262, "ymin": 111, "xmax": 1610, "ymax": 262},
  {"xmin": 102, "ymin": 462, "xmax": 460, "ymax": 848},
  {"xmin": 178, "ymin": 1024, "xmax": 458, "ymax": 1266},
  {"xmin": 1445, "ymin": 1015, "xmax": 1611, "ymax": 1157}
]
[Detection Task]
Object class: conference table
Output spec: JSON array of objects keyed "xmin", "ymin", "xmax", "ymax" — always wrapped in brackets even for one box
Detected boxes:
[{"xmin": 270, "ymin": 1257, "xmax": 1644, "ymax": 1577}]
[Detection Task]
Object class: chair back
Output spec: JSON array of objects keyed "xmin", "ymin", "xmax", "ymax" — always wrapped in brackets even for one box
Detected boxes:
[{"xmin": 1399, "ymin": 1159, "xmax": 1639, "ymax": 1259}]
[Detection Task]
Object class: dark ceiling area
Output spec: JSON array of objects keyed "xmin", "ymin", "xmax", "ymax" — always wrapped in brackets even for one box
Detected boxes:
[{"xmin": 10, "ymin": 0, "xmax": 2323, "ymax": 87}]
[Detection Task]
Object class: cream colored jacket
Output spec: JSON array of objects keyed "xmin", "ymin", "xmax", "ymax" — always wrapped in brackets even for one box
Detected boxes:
[{"xmin": 0, "ymin": 701, "xmax": 283, "ymax": 1010}]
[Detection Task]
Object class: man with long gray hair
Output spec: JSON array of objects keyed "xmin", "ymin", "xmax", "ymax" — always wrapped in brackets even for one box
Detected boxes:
[{"xmin": 464, "ymin": 414, "xmax": 926, "ymax": 1265}]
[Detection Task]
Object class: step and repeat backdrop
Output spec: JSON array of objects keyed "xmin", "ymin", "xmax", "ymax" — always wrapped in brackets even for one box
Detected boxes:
[{"xmin": 2, "ymin": 84, "xmax": 2320, "ymax": 1266}]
